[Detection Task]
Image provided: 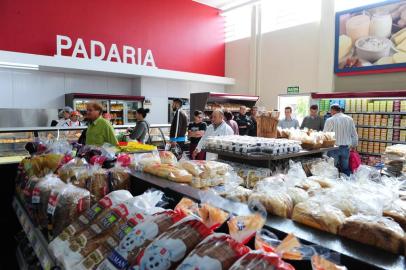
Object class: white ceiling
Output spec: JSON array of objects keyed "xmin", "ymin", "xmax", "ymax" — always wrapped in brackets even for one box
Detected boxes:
[{"xmin": 193, "ymin": 0, "xmax": 254, "ymax": 10}]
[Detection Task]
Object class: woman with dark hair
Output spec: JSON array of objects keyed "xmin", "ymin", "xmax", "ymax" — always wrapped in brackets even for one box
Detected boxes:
[
  {"xmin": 129, "ymin": 108, "xmax": 150, "ymax": 143},
  {"xmin": 188, "ymin": 110, "xmax": 207, "ymax": 160},
  {"xmin": 224, "ymin": 111, "xmax": 239, "ymax": 135}
]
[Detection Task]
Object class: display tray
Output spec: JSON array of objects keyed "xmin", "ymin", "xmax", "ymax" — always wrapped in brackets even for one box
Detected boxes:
[
  {"xmin": 12, "ymin": 197, "xmax": 57, "ymax": 270},
  {"xmin": 131, "ymin": 172, "xmax": 406, "ymax": 270},
  {"xmin": 203, "ymin": 147, "xmax": 337, "ymax": 161}
]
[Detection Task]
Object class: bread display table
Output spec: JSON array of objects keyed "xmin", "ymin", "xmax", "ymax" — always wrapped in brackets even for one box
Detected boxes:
[{"xmin": 130, "ymin": 172, "xmax": 405, "ymax": 270}]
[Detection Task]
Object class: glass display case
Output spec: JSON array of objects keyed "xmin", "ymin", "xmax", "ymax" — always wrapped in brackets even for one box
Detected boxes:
[{"xmin": 0, "ymin": 124, "xmax": 170, "ymax": 158}]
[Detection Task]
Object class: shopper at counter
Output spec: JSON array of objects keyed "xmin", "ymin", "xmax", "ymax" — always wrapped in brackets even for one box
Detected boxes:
[
  {"xmin": 323, "ymin": 104, "xmax": 358, "ymax": 176},
  {"xmin": 193, "ymin": 109, "xmax": 234, "ymax": 159},
  {"xmin": 235, "ymin": 105, "xmax": 253, "ymax": 135},
  {"xmin": 62, "ymin": 111, "xmax": 82, "ymax": 127},
  {"xmin": 224, "ymin": 111, "xmax": 239, "ymax": 135},
  {"xmin": 85, "ymin": 102, "xmax": 118, "ymax": 146},
  {"xmin": 188, "ymin": 110, "xmax": 207, "ymax": 160},
  {"xmin": 248, "ymin": 106, "xmax": 258, "ymax": 136},
  {"xmin": 300, "ymin": 104, "xmax": 324, "ymax": 131},
  {"xmin": 170, "ymin": 98, "xmax": 188, "ymax": 148},
  {"xmin": 54, "ymin": 106, "xmax": 73, "ymax": 126},
  {"xmin": 278, "ymin": 106, "xmax": 299, "ymax": 129},
  {"xmin": 129, "ymin": 108, "xmax": 150, "ymax": 143}
]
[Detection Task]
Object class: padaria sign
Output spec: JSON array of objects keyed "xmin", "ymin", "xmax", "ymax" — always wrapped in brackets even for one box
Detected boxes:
[{"xmin": 56, "ymin": 35, "xmax": 156, "ymax": 67}]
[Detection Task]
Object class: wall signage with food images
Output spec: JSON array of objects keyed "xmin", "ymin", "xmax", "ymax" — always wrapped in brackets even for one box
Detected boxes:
[
  {"xmin": 56, "ymin": 35, "xmax": 157, "ymax": 67},
  {"xmin": 335, "ymin": 0, "xmax": 406, "ymax": 76}
]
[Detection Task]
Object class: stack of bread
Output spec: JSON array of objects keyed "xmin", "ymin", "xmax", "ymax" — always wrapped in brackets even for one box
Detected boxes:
[{"xmin": 218, "ymin": 161, "xmax": 406, "ymax": 255}]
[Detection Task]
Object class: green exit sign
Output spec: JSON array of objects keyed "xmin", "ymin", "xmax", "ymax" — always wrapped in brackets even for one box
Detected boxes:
[{"xmin": 287, "ymin": 86, "xmax": 299, "ymax": 94}]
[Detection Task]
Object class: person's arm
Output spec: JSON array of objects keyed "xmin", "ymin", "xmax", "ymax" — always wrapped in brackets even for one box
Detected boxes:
[
  {"xmin": 233, "ymin": 121, "xmax": 239, "ymax": 135},
  {"xmin": 105, "ymin": 123, "xmax": 118, "ymax": 146},
  {"xmin": 187, "ymin": 123, "xmax": 195, "ymax": 138},
  {"xmin": 323, "ymin": 119, "xmax": 332, "ymax": 132},
  {"xmin": 169, "ymin": 111, "xmax": 178, "ymax": 140},
  {"xmin": 350, "ymin": 119, "xmax": 358, "ymax": 147},
  {"xmin": 300, "ymin": 117, "xmax": 306, "ymax": 129},
  {"xmin": 196, "ymin": 126, "xmax": 212, "ymax": 152}
]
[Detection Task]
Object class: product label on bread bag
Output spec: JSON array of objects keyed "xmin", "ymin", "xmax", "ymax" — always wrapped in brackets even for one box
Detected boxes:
[
  {"xmin": 77, "ymin": 197, "xmax": 86, "ymax": 213},
  {"xmin": 31, "ymin": 187, "xmax": 40, "ymax": 204},
  {"xmin": 47, "ymin": 191, "xmax": 59, "ymax": 215}
]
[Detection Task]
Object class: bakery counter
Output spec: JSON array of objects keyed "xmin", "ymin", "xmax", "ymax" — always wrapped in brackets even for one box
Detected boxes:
[
  {"xmin": 0, "ymin": 155, "xmax": 28, "ymax": 165},
  {"xmin": 130, "ymin": 172, "xmax": 405, "ymax": 270},
  {"xmin": 204, "ymin": 147, "xmax": 337, "ymax": 168}
]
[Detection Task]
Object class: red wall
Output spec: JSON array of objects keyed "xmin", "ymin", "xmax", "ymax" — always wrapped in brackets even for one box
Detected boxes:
[{"xmin": 0, "ymin": 0, "xmax": 225, "ymax": 76}]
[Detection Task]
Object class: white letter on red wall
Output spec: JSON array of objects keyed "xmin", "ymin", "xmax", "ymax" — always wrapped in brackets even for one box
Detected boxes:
[
  {"xmin": 144, "ymin": 49, "xmax": 156, "ymax": 67},
  {"xmin": 107, "ymin": 44, "xmax": 122, "ymax": 63},
  {"xmin": 123, "ymin": 46, "xmax": 136, "ymax": 64},
  {"xmin": 56, "ymin": 35, "xmax": 72, "ymax": 56},
  {"xmin": 72, "ymin": 38, "xmax": 89, "ymax": 59},
  {"xmin": 90, "ymin": 40, "xmax": 106, "ymax": 60}
]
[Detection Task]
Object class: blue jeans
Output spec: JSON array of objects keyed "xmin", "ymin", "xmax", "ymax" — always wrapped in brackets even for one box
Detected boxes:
[{"xmin": 327, "ymin": 145, "xmax": 350, "ymax": 176}]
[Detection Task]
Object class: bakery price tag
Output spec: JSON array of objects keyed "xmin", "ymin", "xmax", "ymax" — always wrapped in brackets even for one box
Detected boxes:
[{"xmin": 287, "ymin": 86, "xmax": 300, "ymax": 94}]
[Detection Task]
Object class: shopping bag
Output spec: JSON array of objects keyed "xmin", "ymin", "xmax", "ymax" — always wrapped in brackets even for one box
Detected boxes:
[{"xmin": 349, "ymin": 149, "xmax": 361, "ymax": 173}]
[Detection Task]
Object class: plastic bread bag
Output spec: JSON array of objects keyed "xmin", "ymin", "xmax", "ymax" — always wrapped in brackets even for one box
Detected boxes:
[
  {"xmin": 88, "ymin": 165, "xmax": 109, "ymax": 203},
  {"xmin": 228, "ymin": 201, "xmax": 267, "ymax": 244},
  {"xmin": 132, "ymin": 150, "xmax": 161, "ymax": 171},
  {"xmin": 286, "ymin": 160, "xmax": 307, "ymax": 186},
  {"xmin": 58, "ymin": 157, "xmax": 88, "ymax": 182},
  {"xmin": 22, "ymin": 176, "xmax": 42, "ymax": 214},
  {"xmin": 286, "ymin": 187, "xmax": 309, "ymax": 206},
  {"xmin": 176, "ymin": 233, "xmax": 251, "ymax": 270},
  {"xmin": 95, "ymin": 199, "xmax": 195, "ymax": 270},
  {"xmin": 159, "ymin": 151, "xmax": 178, "ymax": 165},
  {"xmin": 310, "ymin": 158, "xmax": 339, "ymax": 179},
  {"xmin": 46, "ymin": 140, "xmax": 73, "ymax": 155},
  {"xmin": 383, "ymin": 199, "xmax": 406, "ymax": 231},
  {"xmin": 311, "ymin": 255, "xmax": 347, "ymax": 270},
  {"xmin": 31, "ymin": 174, "xmax": 65, "ymax": 229},
  {"xmin": 49, "ymin": 190, "xmax": 133, "ymax": 258},
  {"xmin": 338, "ymin": 214, "xmax": 405, "ymax": 254},
  {"xmin": 229, "ymin": 250, "xmax": 295, "ymax": 270},
  {"xmin": 132, "ymin": 216, "xmax": 213, "ymax": 270},
  {"xmin": 61, "ymin": 190, "xmax": 166, "ymax": 268},
  {"xmin": 108, "ymin": 166, "xmax": 131, "ymax": 192}
]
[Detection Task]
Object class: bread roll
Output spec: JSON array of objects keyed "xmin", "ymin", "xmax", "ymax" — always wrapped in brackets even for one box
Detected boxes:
[
  {"xmin": 249, "ymin": 192, "xmax": 293, "ymax": 218},
  {"xmin": 339, "ymin": 215, "xmax": 405, "ymax": 254},
  {"xmin": 292, "ymin": 201, "xmax": 345, "ymax": 234}
]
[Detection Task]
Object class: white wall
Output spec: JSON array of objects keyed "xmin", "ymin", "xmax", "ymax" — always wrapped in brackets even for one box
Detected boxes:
[
  {"xmin": 0, "ymin": 67, "xmax": 134, "ymax": 109},
  {"xmin": 140, "ymin": 77, "xmax": 224, "ymax": 124},
  {"xmin": 0, "ymin": 67, "xmax": 224, "ymax": 124}
]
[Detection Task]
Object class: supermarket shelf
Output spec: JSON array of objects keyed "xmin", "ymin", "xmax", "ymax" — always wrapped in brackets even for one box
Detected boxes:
[
  {"xmin": 359, "ymin": 138, "xmax": 406, "ymax": 144},
  {"xmin": 131, "ymin": 172, "xmax": 405, "ymax": 270},
  {"xmin": 346, "ymin": 111, "xmax": 406, "ymax": 115},
  {"xmin": 110, "ymin": 110, "xmax": 123, "ymax": 112},
  {"xmin": 12, "ymin": 197, "xmax": 57, "ymax": 270},
  {"xmin": 203, "ymin": 147, "xmax": 337, "ymax": 161},
  {"xmin": 16, "ymin": 246, "xmax": 28, "ymax": 270},
  {"xmin": 356, "ymin": 125, "xmax": 406, "ymax": 130},
  {"xmin": 358, "ymin": 152, "xmax": 382, "ymax": 156}
]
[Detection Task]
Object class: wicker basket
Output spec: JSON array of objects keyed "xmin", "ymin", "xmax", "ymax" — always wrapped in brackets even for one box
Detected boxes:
[
  {"xmin": 301, "ymin": 142, "xmax": 322, "ymax": 150},
  {"xmin": 321, "ymin": 140, "xmax": 336, "ymax": 148}
]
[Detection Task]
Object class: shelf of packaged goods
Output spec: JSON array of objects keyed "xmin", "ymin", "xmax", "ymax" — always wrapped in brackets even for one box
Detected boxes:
[
  {"xmin": 358, "ymin": 152, "xmax": 382, "ymax": 156},
  {"xmin": 358, "ymin": 138, "xmax": 406, "ymax": 144},
  {"xmin": 203, "ymin": 147, "xmax": 337, "ymax": 161},
  {"xmin": 356, "ymin": 125, "xmax": 406, "ymax": 130},
  {"xmin": 12, "ymin": 197, "xmax": 57, "ymax": 270},
  {"xmin": 130, "ymin": 172, "xmax": 405, "ymax": 270},
  {"xmin": 346, "ymin": 111, "xmax": 406, "ymax": 115}
]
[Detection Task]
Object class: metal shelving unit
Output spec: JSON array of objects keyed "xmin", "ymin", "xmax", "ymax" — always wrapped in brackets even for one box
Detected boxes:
[
  {"xmin": 359, "ymin": 138, "xmax": 406, "ymax": 144},
  {"xmin": 346, "ymin": 111, "xmax": 406, "ymax": 115},
  {"xmin": 358, "ymin": 151, "xmax": 382, "ymax": 156},
  {"xmin": 12, "ymin": 197, "xmax": 57, "ymax": 270},
  {"xmin": 356, "ymin": 125, "xmax": 406, "ymax": 130}
]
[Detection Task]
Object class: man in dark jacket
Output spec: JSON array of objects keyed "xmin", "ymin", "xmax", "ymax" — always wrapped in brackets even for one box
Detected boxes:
[
  {"xmin": 170, "ymin": 98, "xmax": 188, "ymax": 148},
  {"xmin": 235, "ymin": 105, "xmax": 253, "ymax": 136}
]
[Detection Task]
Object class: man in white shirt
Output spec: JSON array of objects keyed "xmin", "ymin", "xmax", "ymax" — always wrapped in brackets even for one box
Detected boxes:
[
  {"xmin": 323, "ymin": 104, "xmax": 358, "ymax": 176},
  {"xmin": 192, "ymin": 109, "xmax": 234, "ymax": 159}
]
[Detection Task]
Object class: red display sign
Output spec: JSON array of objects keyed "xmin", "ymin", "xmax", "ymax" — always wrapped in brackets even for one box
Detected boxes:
[{"xmin": 0, "ymin": 0, "xmax": 225, "ymax": 76}]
